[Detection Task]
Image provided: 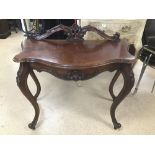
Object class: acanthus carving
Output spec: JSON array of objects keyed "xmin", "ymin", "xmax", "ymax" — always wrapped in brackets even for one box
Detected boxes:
[
  {"xmin": 16, "ymin": 63, "xmax": 25, "ymax": 85},
  {"xmin": 36, "ymin": 68, "xmax": 102, "ymax": 81},
  {"xmin": 30, "ymin": 63, "xmax": 107, "ymax": 81},
  {"xmin": 27, "ymin": 23, "xmax": 120, "ymax": 42},
  {"xmin": 30, "ymin": 62, "xmax": 122, "ymax": 82}
]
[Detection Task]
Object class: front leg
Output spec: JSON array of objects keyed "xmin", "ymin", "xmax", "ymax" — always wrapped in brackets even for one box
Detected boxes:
[
  {"xmin": 30, "ymin": 70, "xmax": 41, "ymax": 99},
  {"xmin": 16, "ymin": 62, "xmax": 40, "ymax": 129},
  {"xmin": 109, "ymin": 64, "xmax": 135, "ymax": 129},
  {"xmin": 109, "ymin": 70, "xmax": 121, "ymax": 100}
]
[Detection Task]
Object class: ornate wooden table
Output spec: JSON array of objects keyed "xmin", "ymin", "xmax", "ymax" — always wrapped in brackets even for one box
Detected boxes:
[{"xmin": 13, "ymin": 24, "xmax": 135, "ymax": 130}]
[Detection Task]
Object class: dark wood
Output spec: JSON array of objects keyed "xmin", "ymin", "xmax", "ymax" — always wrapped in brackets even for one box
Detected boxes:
[
  {"xmin": 29, "ymin": 69, "xmax": 41, "ymax": 99},
  {"xmin": 14, "ymin": 39, "xmax": 134, "ymax": 68},
  {"xmin": 13, "ymin": 24, "xmax": 135, "ymax": 130},
  {"xmin": 110, "ymin": 65, "xmax": 134, "ymax": 129},
  {"xmin": 16, "ymin": 63, "xmax": 40, "ymax": 129},
  {"xmin": 40, "ymin": 19, "xmax": 75, "ymax": 39},
  {"xmin": 26, "ymin": 23, "xmax": 120, "ymax": 42}
]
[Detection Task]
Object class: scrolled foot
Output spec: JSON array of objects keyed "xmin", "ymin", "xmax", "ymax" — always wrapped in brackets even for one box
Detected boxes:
[
  {"xmin": 28, "ymin": 122, "xmax": 36, "ymax": 130},
  {"xmin": 113, "ymin": 122, "xmax": 121, "ymax": 129}
]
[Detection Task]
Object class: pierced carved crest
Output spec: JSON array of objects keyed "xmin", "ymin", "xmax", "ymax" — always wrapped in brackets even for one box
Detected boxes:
[{"xmin": 26, "ymin": 23, "xmax": 120, "ymax": 42}]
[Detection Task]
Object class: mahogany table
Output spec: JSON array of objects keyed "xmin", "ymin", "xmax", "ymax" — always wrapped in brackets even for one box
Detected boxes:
[{"xmin": 13, "ymin": 24, "xmax": 135, "ymax": 130}]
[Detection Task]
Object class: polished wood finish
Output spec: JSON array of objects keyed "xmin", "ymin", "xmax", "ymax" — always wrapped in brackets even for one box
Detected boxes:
[
  {"xmin": 14, "ymin": 39, "xmax": 134, "ymax": 68},
  {"xmin": 13, "ymin": 24, "xmax": 135, "ymax": 130}
]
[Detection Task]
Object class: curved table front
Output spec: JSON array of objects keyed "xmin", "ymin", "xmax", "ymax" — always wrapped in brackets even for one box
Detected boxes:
[{"xmin": 13, "ymin": 38, "xmax": 135, "ymax": 130}]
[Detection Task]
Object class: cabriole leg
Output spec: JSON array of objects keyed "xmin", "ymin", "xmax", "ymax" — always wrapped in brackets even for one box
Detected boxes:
[
  {"xmin": 109, "ymin": 64, "xmax": 135, "ymax": 129},
  {"xmin": 30, "ymin": 70, "xmax": 41, "ymax": 99},
  {"xmin": 16, "ymin": 62, "xmax": 40, "ymax": 129},
  {"xmin": 109, "ymin": 70, "xmax": 121, "ymax": 100}
]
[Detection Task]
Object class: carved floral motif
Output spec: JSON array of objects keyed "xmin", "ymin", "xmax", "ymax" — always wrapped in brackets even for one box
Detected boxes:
[{"xmin": 27, "ymin": 23, "xmax": 120, "ymax": 42}]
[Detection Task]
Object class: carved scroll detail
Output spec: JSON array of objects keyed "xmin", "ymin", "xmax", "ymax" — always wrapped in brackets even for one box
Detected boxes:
[{"xmin": 27, "ymin": 23, "xmax": 120, "ymax": 42}]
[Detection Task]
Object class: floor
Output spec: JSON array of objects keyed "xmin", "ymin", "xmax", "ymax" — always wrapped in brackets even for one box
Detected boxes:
[{"xmin": 0, "ymin": 32, "xmax": 155, "ymax": 134}]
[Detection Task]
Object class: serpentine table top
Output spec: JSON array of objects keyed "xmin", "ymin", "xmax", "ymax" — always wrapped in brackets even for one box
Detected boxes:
[{"xmin": 14, "ymin": 38, "xmax": 135, "ymax": 68}]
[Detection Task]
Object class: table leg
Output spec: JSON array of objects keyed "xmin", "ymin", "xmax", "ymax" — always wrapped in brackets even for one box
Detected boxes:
[
  {"xmin": 30, "ymin": 70, "xmax": 41, "ymax": 99},
  {"xmin": 16, "ymin": 62, "xmax": 40, "ymax": 129},
  {"xmin": 109, "ymin": 70, "xmax": 121, "ymax": 100},
  {"xmin": 109, "ymin": 64, "xmax": 135, "ymax": 129}
]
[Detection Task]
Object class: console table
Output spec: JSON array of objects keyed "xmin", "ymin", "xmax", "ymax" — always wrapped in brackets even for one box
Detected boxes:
[{"xmin": 13, "ymin": 24, "xmax": 135, "ymax": 130}]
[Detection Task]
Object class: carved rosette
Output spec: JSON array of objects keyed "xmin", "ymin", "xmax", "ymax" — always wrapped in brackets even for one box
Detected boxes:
[
  {"xmin": 31, "ymin": 62, "xmax": 106, "ymax": 81},
  {"xmin": 64, "ymin": 23, "xmax": 86, "ymax": 41},
  {"xmin": 42, "ymin": 68, "xmax": 100, "ymax": 81},
  {"xmin": 65, "ymin": 70, "xmax": 84, "ymax": 81}
]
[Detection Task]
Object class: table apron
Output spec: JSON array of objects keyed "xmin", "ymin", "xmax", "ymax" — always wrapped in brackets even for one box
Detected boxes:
[{"xmin": 29, "ymin": 62, "xmax": 130, "ymax": 81}]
